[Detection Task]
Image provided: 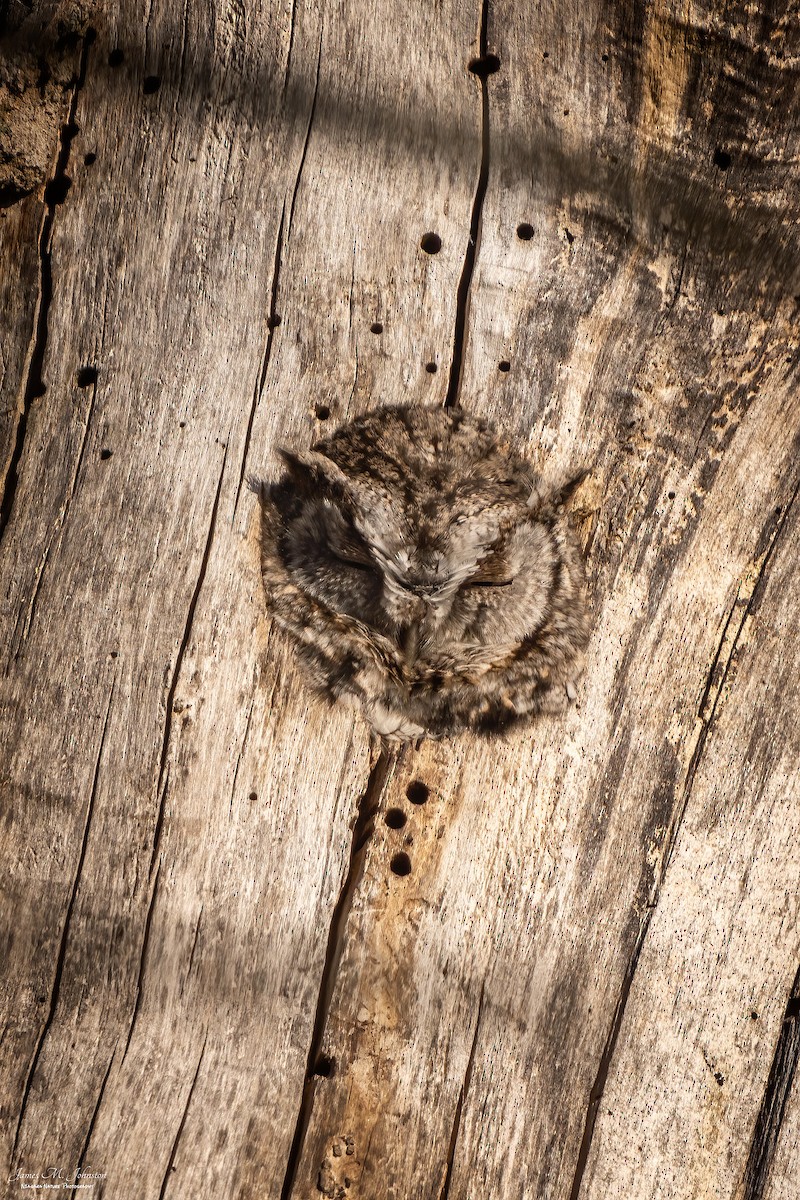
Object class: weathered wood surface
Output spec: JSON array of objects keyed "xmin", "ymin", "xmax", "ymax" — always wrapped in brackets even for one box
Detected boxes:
[{"xmin": 1, "ymin": 2, "xmax": 799, "ymax": 1198}]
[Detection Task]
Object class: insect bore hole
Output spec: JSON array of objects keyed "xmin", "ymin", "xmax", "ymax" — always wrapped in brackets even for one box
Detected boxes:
[
  {"xmin": 390, "ymin": 852, "xmax": 412, "ymax": 877},
  {"xmin": 468, "ymin": 53, "xmax": 501, "ymax": 79},
  {"xmin": 315, "ymin": 404, "xmax": 331, "ymax": 421},
  {"xmin": 498, "ymin": 360, "xmax": 511, "ymax": 373},
  {"xmin": 713, "ymin": 147, "xmax": 732, "ymax": 170},
  {"xmin": 370, "ymin": 321, "xmax": 383, "ymax": 335},
  {"xmin": 76, "ymin": 366, "xmax": 98, "ymax": 388},
  {"xmin": 313, "ymin": 1054, "xmax": 335, "ymax": 1078},
  {"xmin": 420, "ymin": 232, "xmax": 442, "ymax": 255},
  {"xmin": 143, "ymin": 75, "xmax": 161, "ymax": 95},
  {"xmin": 425, "ymin": 362, "xmax": 438, "ymax": 374},
  {"xmin": 84, "ymin": 152, "xmax": 97, "ymax": 166},
  {"xmin": 516, "ymin": 222, "xmax": 534, "ymax": 241},
  {"xmin": 385, "ymin": 808, "xmax": 407, "ymax": 830},
  {"xmin": 108, "ymin": 48, "xmax": 124, "ymax": 67},
  {"xmin": 406, "ymin": 780, "xmax": 429, "ymax": 805},
  {"xmin": 99, "ymin": 448, "xmax": 113, "ymax": 461}
]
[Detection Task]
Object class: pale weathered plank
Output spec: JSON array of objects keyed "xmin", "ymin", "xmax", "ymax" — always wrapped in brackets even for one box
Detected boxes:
[
  {"xmin": 579, "ymin": 493, "xmax": 800, "ymax": 1198},
  {"xmin": 287, "ymin": 2, "xmax": 800, "ymax": 1197},
  {"xmin": 2, "ymin": 0, "xmax": 800, "ymax": 1198},
  {"xmin": 1, "ymin": 0, "xmax": 480, "ymax": 1196},
  {"xmin": 0, "ymin": 2, "xmax": 381, "ymax": 1192}
]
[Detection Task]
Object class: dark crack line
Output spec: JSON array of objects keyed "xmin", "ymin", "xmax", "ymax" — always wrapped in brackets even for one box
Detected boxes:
[
  {"xmin": 11, "ymin": 679, "xmax": 113, "ymax": 1161},
  {"xmin": 439, "ymin": 981, "xmax": 485, "ymax": 1200},
  {"xmin": 76, "ymin": 1047, "xmax": 116, "ymax": 1170},
  {"xmin": 674, "ymin": 468, "xmax": 800, "ymax": 860},
  {"xmin": 17, "ymin": 376, "xmax": 99, "ymax": 652},
  {"xmin": 233, "ymin": 203, "xmax": 286, "ymax": 517},
  {"xmin": 181, "ymin": 905, "xmax": 204, "ymax": 999},
  {"xmin": 741, "ymin": 963, "xmax": 800, "ymax": 1200},
  {"xmin": 0, "ymin": 30, "xmax": 94, "ymax": 544},
  {"xmin": 283, "ymin": 0, "xmax": 299, "ymax": 94},
  {"xmin": 158, "ymin": 1034, "xmax": 207, "ymax": 1200},
  {"xmin": 568, "ymin": 474, "xmax": 800, "ymax": 1200},
  {"xmin": 119, "ymin": 861, "xmax": 162, "ymax": 1069},
  {"xmin": 444, "ymin": 0, "xmax": 491, "ymax": 409},
  {"xmin": 149, "ymin": 444, "xmax": 228, "ymax": 878},
  {"xmin": 279, "ymin": 746, "xmax": 397, "ymax": 1200},
  {"xmin": 228, "ymin": 696, "xmax": 255, "ymax": 815},
  {"xmin": 567, "ymin": 912, "xmax": 649, "ymax": 1200},
  {"xmin": 287, "ymin": 25, "xmax": 322, "ymax": 240}
]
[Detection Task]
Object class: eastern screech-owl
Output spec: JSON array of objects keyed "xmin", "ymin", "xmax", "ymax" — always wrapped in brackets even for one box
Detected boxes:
[{"xmin": 258, "ymin": 405, "xmax": 588, "ymax": 740}]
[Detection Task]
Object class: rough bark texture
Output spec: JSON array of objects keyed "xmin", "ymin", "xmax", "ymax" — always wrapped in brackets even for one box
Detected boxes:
[{"xmin": 1, "ymin": 2, "xmax": 799, "ymax": 1198}]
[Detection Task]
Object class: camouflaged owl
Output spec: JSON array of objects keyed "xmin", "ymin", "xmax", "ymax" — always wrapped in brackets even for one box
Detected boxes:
[{"xmin": 257, "ymin": 405, "xmax": 589, "ymax": 740}]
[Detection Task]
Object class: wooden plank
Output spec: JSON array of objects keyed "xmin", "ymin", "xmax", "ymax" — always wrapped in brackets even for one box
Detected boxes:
[
  {"xmin": 1, "ymin": 3, "xmax": 371, "ymax": 1191},
  {"xmin": 1, "ymin": 0, "xmax": 481, "ymax": 1196},
  {"xmin": 287, "ymin": 3, "xmax": 800, "ymax": 1197},
  {"xmin": 578, "ymin": 492, "xmax": 800, "ymax": 1198},
  {"xmin": 2, "ymin": 1, "xmax": 800, "ymax": 1198}
]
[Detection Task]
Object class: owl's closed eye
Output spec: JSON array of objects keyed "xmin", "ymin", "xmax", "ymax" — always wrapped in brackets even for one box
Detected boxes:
[{"xmin": 258, "ymin": 405, "xmax": 589, "ymax": 739}]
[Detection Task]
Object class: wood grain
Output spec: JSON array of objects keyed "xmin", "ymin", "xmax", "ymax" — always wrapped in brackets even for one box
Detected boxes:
[{"xmin": 1, "ymin": 1, "xmax": 799, "ymax": 1198}]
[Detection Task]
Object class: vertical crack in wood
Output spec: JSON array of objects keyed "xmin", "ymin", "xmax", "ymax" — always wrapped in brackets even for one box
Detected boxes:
[
  {"xmin": 657, "ymin": 468, "xmax": 800, "ymax": 900},
  {"xmin": 76, "ymin": 1047, "xmax": 116, "ymax": 1171},
  {"xmin": 233, "ymin": 204, "xmax": 286, "ymax": 517},
  {"xmin": 16, "ymin": 375, "xmax": 99, "ymax": 651},
  {"xmin": 740, "ymin": 963, "xmax": 800, "ymax": 1200},
  {"xmin": 11, "ymin": 678, "xmax": 113, "ymax": 1161},
  {"xmin": 287, "ymin": 25, "xmax": 322, "ymax": 241},
  {"xmin": 228, "ymin": 695, "xmax": 255, "ymax": 815},
  {"xmin": 119, "ymin": 861, "xmax": 162, "ymax": 1068},
  {"xmin": 567, "ymin": 477, "xmax": 800, "ymax": 1200},
  {"xmin": 439, "ymin": 980, "xmax": 485, "ymax": 1200},
  {"xmin": 567, "ymin": 914, "xmax": 648, "ymax": 1200},
  {"xmin": 158, "ymin": 1033, "xmax": 208, "ymax": 1200},
  {"xmin": 444, "ymin": 0, "xmax": 491, "ymax": 409},
  {"xmin": 279, "ymin": 744, "xmax": 397, "ymax": 1200},
  {"xmin": 181, "ymin": 905, "xmax": 204, "ymax": 999},
  {"xmin": 0, "ymin": 29, "xmax": 94, "ymax": 544},
  {"xmin": 149, "ymin": 444, "xmax": 228, "ymax": 878},
  {"xmin": 283, "ymin": 0, "xmax": 299, "ymax": 94}
]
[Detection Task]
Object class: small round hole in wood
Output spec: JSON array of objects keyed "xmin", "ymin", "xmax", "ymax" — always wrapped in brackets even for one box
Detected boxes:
[
  {"xmin": 315, "ymin": 404, "xmax": 330, "ymax": 421},
  {"xmin": 143, "ymin": 75, "xmax": 161, "ymax": 95},
  {"xmin": 370, "ymin": 321, "xmax": 383, "ymax": 334},
  {"xmin": 108, "ymin": 48, "xmax": 124, "ymax": 67},
  {"xmin": 516, "ymin": 222, "xmax": 534, "ymax": 241},
  {"xmin": 468, "ymin": 54, "xmax": 501, "ymax": 79},
  {"xmin": 313, "ymin": 1054, "xmax": 335, "ymax": 1077},
  {"xmin": 420, "ymin": 232, "xmax": 442, "ymax": 255},
  {"xmin": 425, "ymin": 362, "xmax": 437, "ymax": 374},
  {"xmin": 390, "ymin": 852, "xmax": 412, "ymax": 877},
  {"xmin": 84, "ymin": 152, "xmax": 97, "ymax": 166},
  {"xmin": 498, "ymin": 360, "xmax": 511, "ymax": 372},
  {"xmin": 713, "ymin": 147, "xmax": 731, "ymax": 170},
  {"xmin": 385, "ymin": 808, "xmax": 407, "ymax": 830},
  {"xmin": 76, "ymin": 366, "xmax": 98, "ymax": 388},
  {"xmin": 99, "ymin": 448, "xmax": 113, "ymax": 461},
  {"xmin": 406, "ymin": 780, "xmax": 429, "ymax": 805}
]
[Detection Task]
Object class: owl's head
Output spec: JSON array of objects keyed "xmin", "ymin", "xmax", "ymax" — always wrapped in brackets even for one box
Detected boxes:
[{"xmin": 264, "ymin": 406, "xmax": 565, "ymax": 658}]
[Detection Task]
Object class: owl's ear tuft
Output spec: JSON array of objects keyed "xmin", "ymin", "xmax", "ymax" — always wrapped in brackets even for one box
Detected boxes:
[
  {"xmin": 277, "ymin": 448, "xmax": 352, "ymax": 496},
  {"xmin": 554, "ymin": 468, "xmax": 592, "ymax": 509}
]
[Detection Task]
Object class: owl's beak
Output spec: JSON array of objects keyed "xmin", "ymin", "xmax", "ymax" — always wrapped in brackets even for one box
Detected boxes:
[{"xmin": 399, "ymin": 577, "xmax": 443, "ymax": 599}]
